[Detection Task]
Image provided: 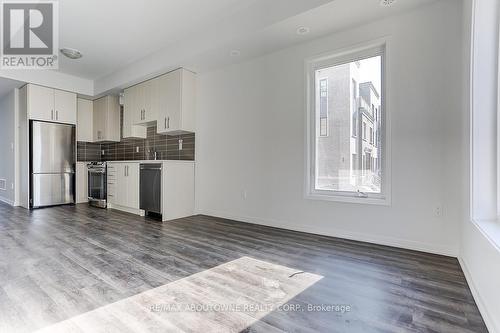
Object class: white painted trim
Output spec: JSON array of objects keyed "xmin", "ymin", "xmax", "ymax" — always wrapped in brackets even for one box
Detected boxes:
[
  {"xmin": 106, "ymin": 203, "xmax": 145, "ymax": 216},
  {"xmin": 14, "ymin": 88, "xmax": 19, "ymax": 207},
  {"xmin": 469, "ymin": 0, "xmax": 476, "ymax": 222},
  {"xmin": 196, "ymin": 209, "xmax": 457, "ymax": 257},
  {"xmin": 0, "ymin": 196, "xmax": 14, "ymax": 206},
  {"xmin": 458, "ymin": 256, "xmax": 499, "ymax": 333},
  {"xmin": 304, "ymin": 37, "xmax": 392, "ymax": 206},
  {"xmin": 305, "ymin": 192, "xmax": 389, "ymax": 206},
  {"xmin": 471, "ymin": 218, "xmax": 500, "ymax": 252}
]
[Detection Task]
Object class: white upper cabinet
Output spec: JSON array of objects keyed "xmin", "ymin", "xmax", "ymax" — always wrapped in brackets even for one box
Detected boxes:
[
  {"xmin": 156, "ymin": 68, "xmax": 195, "ymax": 135},
  {"xmin": 27, "ymin": 85, "xmax": 53, "ymax": 121},
  {"xmin": 54, "ymin": 90, "xmax": 77, "ymax": 124},
  {"xmin": 77, "ymin": 98, "xmax": 93, "ymax": 142},
  {"xmin": 125, "ymin": 79, "xmax": 158, "ymax": 126},
  {"xmin": 123, "ymin": 87, "xmax": 147, "ymax": 139},
  {"xmin": 27, "ymin": 84, "xmax": 77, "ymax": 124},
  {"xmin": 93, "ymin": 95, "xmax": 120, "ymax": 142},
  {"xmin": 123, "ymin": 68, "xmax": 196, "ymax": 137},
  {"xmin": 143, "ymin": 79, "xmax": 159, "ymax": 123}
]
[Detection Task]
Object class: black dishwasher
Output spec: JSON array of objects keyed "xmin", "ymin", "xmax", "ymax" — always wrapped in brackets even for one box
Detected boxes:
[{"xmin": 140, "ymin": 164, "xmax": 162, "ymax": 216}]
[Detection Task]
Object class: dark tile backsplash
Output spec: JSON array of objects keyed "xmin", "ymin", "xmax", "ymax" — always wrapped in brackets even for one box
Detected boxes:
[
  {"xmin": 77, "ymin": 142, "xmax": 102, "ymax": 162},
  {"xmin": 77, "ymin": 126, "xmax": 195, "ymax": 162}
]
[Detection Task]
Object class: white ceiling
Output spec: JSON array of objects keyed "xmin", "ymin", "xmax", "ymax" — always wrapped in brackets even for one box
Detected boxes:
[{"xmin": 0, "ymin": 0, "xmax": 440, "ymax": 97}]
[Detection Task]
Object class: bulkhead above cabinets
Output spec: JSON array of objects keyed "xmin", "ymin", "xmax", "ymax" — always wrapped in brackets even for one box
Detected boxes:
[{"xmin": 123, "ymin": 68, "xmax": 196, "ymax": 139}]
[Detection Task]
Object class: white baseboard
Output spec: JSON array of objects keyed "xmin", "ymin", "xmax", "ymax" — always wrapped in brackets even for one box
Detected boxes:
[
  {"xmin": 107, "ymin": 203, "xmax": 145, "ymax": 216},
  {"xmin": 0, "ymin": 196, "xmax": 14, "ymax": 206},
  {"xmin": 196, "ymin": 209, "xmax": 458, "ymax": 257},
  {"xmin": 459, "ymin": 257, "xmax": 498, "ymax": 333}
]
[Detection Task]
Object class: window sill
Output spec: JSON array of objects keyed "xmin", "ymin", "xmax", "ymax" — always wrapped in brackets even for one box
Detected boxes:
[
  {"xmin": 471, "ymin": 218, "xmax": 500, "ymax": 252},
  {"xmin": 305, "ymin": 192, "xmax": 390, "ymax": 206}
]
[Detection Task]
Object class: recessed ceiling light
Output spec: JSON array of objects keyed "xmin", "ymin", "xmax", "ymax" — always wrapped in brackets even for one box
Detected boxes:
[
  {"xmin": 296, "ymin": 27, "xmax": 310, "ymax": 35},
  {"xmin": 229, "ymin": 50, "xmax": 241, "ymax": 57},
  {"xmin": 60, "ymin": 48, "xmax": 82, "ymax": 59},
  {"xmin": 380, "ymin": 0, "xmax": 397, "ymax": 7}
]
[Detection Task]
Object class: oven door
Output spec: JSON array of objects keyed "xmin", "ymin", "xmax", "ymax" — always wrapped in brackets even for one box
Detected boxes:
[{"xmin": 88, "ymin": 168, "xmax": 107, "ymax": 201}]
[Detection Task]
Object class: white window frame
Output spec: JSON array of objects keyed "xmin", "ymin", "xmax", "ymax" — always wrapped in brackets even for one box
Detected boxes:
[{"xmin": 305, "ymin": 38, "xmax": 391, "ymax": 205}]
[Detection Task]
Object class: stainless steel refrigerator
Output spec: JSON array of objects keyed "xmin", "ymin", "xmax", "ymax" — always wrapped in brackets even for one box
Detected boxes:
[{"xmin": 30, "ymin": 121, "xmax": 76, "ymax": 208}]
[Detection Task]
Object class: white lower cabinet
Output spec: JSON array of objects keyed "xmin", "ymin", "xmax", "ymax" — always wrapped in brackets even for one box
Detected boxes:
[
  {"xmin": 76, "ymin": 162, "xmax": 88, "ymax": 204},
  {"xmin": 161, "ymin": 161, "xmax": 195, "ymax": 221},
  {"xmin": 107, "ymin": 162, "xmax": 140, "ymax": 213},
  {"xmin": 105, "ymin": 160, "xmax": 194, "ymax": 220}
]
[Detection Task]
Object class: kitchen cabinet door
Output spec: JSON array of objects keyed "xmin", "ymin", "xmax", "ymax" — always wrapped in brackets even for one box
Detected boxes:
[
  {"xmin": 77, "ymin": 98, "xmax": 93, "ymax": 142},
  {"xmin": 156, "ymin": 69, "xmax": 180, "ymax": 133},
  {"xmin": 54, "ymin": 89, "xmax": 77, "ymax": 124},
  {"xmin": 123, "ymin": 87, "xmax": 147, "ymax": 139},
  {"xmin": 125, "ymin": 163, "xmax": 140, "ymax": 209},
  {"xmin": 93, "ymin": 96, "xmax": 120, "ymax": 142},
  {"xmin": 27, "ymin": 84, "xmax": 54, "ymax": 121},
  {"xmin": 156, "ymin": 68, "xmax": 195, "ymax": 134},
  {"xmin": 143, "ymin": 79, "xmax": 159, "ymax": 123},
  {"xmin": 93, "ymin": 97, "xmax": 106, "ymax": 141},
  {"xmin": 114, "ymin": 163, "xmax": 127, "ymax": 207},
  {"xmin": 131, "ymin": 84, "xmax": 145, "ymax": 124},
  {"xmin": 105, "ymin": 95, "xmax": 121, "ymax": 142},
  {"xmin": 76, "ymin": 162, "xmax": 88, "ymax": 203}
]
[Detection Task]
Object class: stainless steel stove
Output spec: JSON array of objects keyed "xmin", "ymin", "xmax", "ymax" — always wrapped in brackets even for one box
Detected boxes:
[{"xmin": 87, "ymin": 162, "xmax": 107, "ymax": 208}]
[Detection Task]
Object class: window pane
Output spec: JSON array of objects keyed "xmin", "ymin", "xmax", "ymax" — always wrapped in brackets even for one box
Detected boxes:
[{"xmin": 315, "ymin": 55, "xmax": 382, "ymax": 194}]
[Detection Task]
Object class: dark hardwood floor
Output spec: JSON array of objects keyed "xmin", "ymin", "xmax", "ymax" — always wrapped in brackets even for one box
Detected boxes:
[{"xmin": 0, "ymin": 203, "xmax": 487, "ymax": 332}]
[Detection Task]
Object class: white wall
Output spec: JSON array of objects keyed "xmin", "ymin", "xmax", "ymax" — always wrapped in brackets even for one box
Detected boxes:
[
  {"xmin": 459, "ymin": 0, "xmax": 500, "ymax": 332},
  {"xmin": 195, "ymin": 0, "xmax": 464, "ymax": 256},
  {"xmin": 0, "ymin": 89, "xmax": 18, "ymax": 205}
]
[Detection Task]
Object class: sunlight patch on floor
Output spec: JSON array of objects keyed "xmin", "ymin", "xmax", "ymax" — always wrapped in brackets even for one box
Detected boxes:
[{"xmin": 34, "ymin": 256, "xmax": 323, "ymax": 333}]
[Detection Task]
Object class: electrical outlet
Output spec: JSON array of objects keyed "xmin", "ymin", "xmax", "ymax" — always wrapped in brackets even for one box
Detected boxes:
[
  {"xmin": 11, "ymin": 183, "xmax": 14, "ymax": 190},
  {"xmin": 435, "ymin": 206, "xmax": 442, "ymax": 217},
  {"xmin": 179, "ymin": 139, "xmax": 183, "ymax": 151},
  {"xmin": 241, "ymin": 190, "xmax": 247, "ymax": 200},
  {"xmin": 136, "ymin": 146, "xmax": 140, "ymax": 153}
]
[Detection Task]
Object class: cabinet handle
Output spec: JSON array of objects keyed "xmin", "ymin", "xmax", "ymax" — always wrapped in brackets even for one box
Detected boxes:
[
  {"xmin": 51, "ymin": 109, "xmax": 54, "ymax": 120},
  {"xmin": 164, "ymin": 117, "xmax": 167, "ymax": 129},
  {"xmin": 56, "ymin": 110, "xmax": 58, "ymax": 120},
  {"xmin": 167, "ymin": 117, "xmax": 170, "ymax": 129}
]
